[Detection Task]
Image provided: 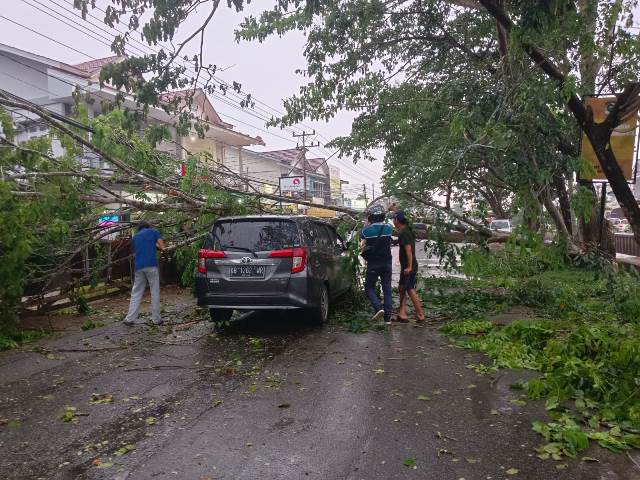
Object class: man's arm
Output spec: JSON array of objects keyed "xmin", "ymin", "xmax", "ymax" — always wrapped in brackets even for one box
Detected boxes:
[
  {"xmin": 156, "ymin": 238, "xmax": 166, "ymax": 251},
  {"xmin": 403, "ymin": 244, "xmax": 413, "ymax": 274}
]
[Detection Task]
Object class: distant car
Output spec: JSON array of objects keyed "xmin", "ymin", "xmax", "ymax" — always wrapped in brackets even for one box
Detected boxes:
[
  {"xmin": 616, "ymin": 219, "xmax": 629, "ymax": 232},
  {"xmin": 195, "ymin": 216, "xmax": 352, "ymax": 325},
  {"xmin": 489, "ymin": 219, "xmax": 512, "ymax": 233}
]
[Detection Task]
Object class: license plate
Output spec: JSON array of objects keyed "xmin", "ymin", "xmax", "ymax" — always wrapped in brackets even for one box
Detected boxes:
[{"xmin": 230, "ymin": 265, "xmax": 266, "ymax": 278}]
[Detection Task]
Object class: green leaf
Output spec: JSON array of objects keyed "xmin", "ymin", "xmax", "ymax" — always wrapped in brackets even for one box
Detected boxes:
[
  {"xmin": 114, "ymin": 444, "xmax": 136, "ymax": 457},
  {"xmin": 403, "ymin": 457, "xmax": 416, "ymax": 468},
  {"xmin": 417, "ymin": 394, "xmax": 431, "ymax": 402}
]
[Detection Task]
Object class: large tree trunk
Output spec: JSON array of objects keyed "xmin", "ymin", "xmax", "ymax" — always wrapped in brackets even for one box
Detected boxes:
[{"xmin": 553, "ymin": 173, "xmax": 573, "ymax": 236}]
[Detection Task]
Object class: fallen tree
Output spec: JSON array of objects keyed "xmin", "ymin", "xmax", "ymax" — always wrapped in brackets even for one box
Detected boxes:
[{"xmin": 0, "ymin": 92, "xmax": 362, "ymax": 324}]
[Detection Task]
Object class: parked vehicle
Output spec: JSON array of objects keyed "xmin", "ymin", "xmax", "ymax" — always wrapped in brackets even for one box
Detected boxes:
[
  {"xmin": 195, "ymin": 216, "xmax": 352, "ymax": 325},
  {"xmin": 489, "ymin": 219, "xmax": 512, "ymax": 233},
  {"xmin": 616, "ymin": 218, "xmax": 629, "ymax": 232}
]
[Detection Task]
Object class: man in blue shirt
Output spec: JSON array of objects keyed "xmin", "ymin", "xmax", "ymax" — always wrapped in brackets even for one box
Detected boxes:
[
  {"xmin": 360, "ymin": 204, "xmax": 394, "ymax": 325},
  {"xmin": 124, "ymin": 221, "xmax": 166, "ymax": 326}
]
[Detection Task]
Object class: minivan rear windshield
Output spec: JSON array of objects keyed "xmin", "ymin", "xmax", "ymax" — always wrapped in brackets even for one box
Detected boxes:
[{"xmin": 208, "ymin": 219, "xmax": 300, "ymax": 252}]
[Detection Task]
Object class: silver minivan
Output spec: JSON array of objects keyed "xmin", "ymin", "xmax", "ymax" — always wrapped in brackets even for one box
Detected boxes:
[{"xmin": 195, "ymin": 216, "xmax": 352, "ymax": 324}]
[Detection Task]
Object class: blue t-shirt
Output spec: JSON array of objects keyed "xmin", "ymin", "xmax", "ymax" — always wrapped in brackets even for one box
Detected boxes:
[
  {"xmin": 360, "ymin": 222, "xmax": 393, "ymax": 266},
  {"xmin": 132, "ymin": 228, "xmax": 161, "ymax": 271}
]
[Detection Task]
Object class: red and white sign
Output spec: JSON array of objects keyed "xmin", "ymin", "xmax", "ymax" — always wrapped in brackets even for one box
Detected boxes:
[{"xmin": 280, "ymin": 176, "xmax": 305, "ymax": 193}]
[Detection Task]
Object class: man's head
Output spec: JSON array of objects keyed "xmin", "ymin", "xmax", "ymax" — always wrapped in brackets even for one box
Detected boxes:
[
  {"xmin": 137, "ymin": 220, "xmax": 152, "ymax": 232},
  {"xmin": 393, "ymin": 210, "xmax": 408, "ymax": 228},
  {"xmin": 367, "ymin": 204, "xmax": 386, "ymax": 223}
]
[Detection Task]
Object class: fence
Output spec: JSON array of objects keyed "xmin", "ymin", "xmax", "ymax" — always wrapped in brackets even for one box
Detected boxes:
[
  {"xmin": 21, "ymin": 238, "xmax": 179, "ymax": 314},
  {"xmin": 614, "ymin": 233, "xmax": 640, "ymax": 257}
]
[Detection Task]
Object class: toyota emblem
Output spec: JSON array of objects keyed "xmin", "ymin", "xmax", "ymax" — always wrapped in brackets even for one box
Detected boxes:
[{"xmin": 241, "ymin": 257, "xmax": 253, "ymax": 264}]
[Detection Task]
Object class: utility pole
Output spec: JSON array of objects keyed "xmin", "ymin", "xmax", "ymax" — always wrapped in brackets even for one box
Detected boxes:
[
  {"xmin": 372, "ymin": 183, "xmax": 376, "ymax": 201},
  {"xmin": 363, "ymin": 184, "xmax": 368, "ymax": 206},
  {"xmin": 292, "ymin": 130, "xmax": 320, "ymax": 201}
]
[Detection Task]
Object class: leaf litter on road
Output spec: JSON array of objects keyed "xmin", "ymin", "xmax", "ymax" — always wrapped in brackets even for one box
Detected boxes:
[
  {"xmin": 90, "ymin": 393, "xmax": 114, "ymax": 404},
  {"xmin": 113, "ymin": 444, "xmax": 135, "ymax": 457}
]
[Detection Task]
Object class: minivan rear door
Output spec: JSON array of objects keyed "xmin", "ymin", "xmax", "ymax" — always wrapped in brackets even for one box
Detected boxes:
[{"xmin": 204, "ymin": 218, "xmax": 301, "ymax": 296}]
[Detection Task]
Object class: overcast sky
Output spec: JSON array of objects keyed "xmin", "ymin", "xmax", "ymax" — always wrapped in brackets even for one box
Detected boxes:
[{"xmin": 1, "ymin": 0, "xmax": 384, "ymax": 199}]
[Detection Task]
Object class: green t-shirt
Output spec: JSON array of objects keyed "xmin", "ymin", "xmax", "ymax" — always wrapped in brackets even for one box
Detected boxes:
[{"xmin": 398, "ymin": 228, "xmax": 418, "ymax": 272}]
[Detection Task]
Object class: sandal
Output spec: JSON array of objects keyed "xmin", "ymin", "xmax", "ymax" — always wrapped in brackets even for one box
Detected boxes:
[
  {"xmin": 392, "ymin": 315, "xmax": 410, "ymax": 323},
  {"xmin": 414, "ymin": 315, "xmax": 426, "ymax": 323}
]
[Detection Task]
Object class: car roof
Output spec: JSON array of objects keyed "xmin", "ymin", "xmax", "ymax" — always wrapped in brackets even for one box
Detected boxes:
[
  {"xmin": 214, "ymin": 215, "xmax": 331, "ymax": 225},
  {"xmin": 216, "ymin": 214, "xmax": 300, "ymax": 221}
]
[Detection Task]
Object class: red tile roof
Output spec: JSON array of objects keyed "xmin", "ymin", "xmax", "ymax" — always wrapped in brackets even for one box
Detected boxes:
[{"xmin": 73, "ymin": 55, "xmax": 126, "ymax": 75}]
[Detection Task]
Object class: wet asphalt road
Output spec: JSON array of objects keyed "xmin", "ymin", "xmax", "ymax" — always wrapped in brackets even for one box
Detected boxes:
[{"xmin": 0, "ymin": 304, "xmax": 637, "ymax": 480}]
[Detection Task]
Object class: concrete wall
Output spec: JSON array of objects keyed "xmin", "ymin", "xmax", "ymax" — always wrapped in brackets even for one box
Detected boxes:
[{"xmin": 224, "ymin": 147, "xmax": 281, "ymax": 192}]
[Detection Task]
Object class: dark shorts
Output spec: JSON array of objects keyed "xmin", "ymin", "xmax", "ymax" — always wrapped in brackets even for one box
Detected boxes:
[{"xmin": 399, "ymin": 271, "xmax": 417, "ymax": 290}]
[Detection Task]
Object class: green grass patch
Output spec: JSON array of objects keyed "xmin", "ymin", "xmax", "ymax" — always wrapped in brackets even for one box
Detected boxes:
[
  {"xmin": 440, "ymin": 317, "xmax": 495, "ymax": 336},
  {"xmin": 81, "ymin": 319, "xmax": 105, "ymax": 331},
  {"xmin": 0, "ymin": 328, "xmax": 49, "ymax": 351},
  {"xmin": 444, "ymin": 244, "xmax": 640, "ymax": 459}
]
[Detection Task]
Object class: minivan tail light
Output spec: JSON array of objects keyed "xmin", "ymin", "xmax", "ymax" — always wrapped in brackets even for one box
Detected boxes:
[
  {"xmin": 269, "ymin": 247, "xmax": 307, "ymax": 273},
  {"xmin": 197, "ymin": 249, "xmax": 226, "ymax": 273},
  {"xmin": 291, "ymin": 247, "xmax": 307, "ymax": 273}
]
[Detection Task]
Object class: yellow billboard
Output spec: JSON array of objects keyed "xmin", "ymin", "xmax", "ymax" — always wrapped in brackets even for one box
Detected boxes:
[
  {"xmin": 580, "ymin": 95, "xmax": 637, "ymax": 181},
  {"xmin": 307, "ymin": 207, "xmax": 337, "ymax": 218},
  {"xmin": 329, "ymin": 166, "xmax": 341, "ymax": 198}
]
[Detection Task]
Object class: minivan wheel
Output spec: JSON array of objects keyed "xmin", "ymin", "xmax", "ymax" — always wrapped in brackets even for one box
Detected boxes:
[
  {"xmin": 209, "ymin": 308, "xmax": 233, "ymax": 323},
  {"xmin": 310, "ymin": 285, "xmax": 329, "ymax": 325}
]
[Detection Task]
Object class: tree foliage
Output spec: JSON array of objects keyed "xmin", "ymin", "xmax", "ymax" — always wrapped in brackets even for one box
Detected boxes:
[{"xmin": 234, "ymin": 0, "xmax": 640, "ymax": 244}]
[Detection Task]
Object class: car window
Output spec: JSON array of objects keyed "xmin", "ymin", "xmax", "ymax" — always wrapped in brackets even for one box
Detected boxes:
[
  {"xmin": 210, "ymin": 220, "xmax": 300, "ymax": 252},
  {"xmin": 491, "ymin": 220, "xmax": 510, "ymax": 229},
  {"xmin": 323, "ymin": 225, "xmax": 343, "ymax": 251},
  {"xmin": 313, "ymin": 222, "xmax": 331, "ymax": 250},
  {"xmin": 302, "ymin": 221, "xmax": 316, "ymax": 247}
]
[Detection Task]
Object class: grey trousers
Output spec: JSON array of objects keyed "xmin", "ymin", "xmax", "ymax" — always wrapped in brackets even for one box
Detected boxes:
[{"xmin": 124, "ymin": 267, "xmax": 161, "ymax": 324}]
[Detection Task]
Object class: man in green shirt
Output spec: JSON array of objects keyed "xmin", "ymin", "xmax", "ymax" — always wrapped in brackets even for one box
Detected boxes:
[{"xmin": 393, "ymin": 211, "xmax": 425, "ymax": 322}]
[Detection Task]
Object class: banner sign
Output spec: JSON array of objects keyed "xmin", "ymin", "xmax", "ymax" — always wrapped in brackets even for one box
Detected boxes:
[
  {"xmin": 279, "ymin": 176, "xmax": 304, "ymax": 193},
  {"xmin": 329, "ymin": 166, "xmax": 341, "ymax": 197},
  {"xmin": 580, "ymin": 95, "xmax": 638, "ymax": 181}
]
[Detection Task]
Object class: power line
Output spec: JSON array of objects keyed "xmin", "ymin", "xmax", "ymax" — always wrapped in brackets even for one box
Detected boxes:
[
  {"xmin": 1, "ymin": 7, "xmax": 381, "ymax": 184},
  {"xmin": 13, "ymin": 1, "xmax": 288, "ymax": 135},
  {"xmin": 55, "ymin": 0, "xmax": 311, "ymax": 131},
  {"xmin": 2, "ymin": 84, "xmax": 369, "ymax": 195},
  {"xmin": 1, "ymin": 48, "xmax": 379, "ymax": 188},
  {"xmin": 0, "ymin": 15, "xmax": 93, "ymax": 59},
  {"xmin": 18, "ymin": 1, "xmax": 382, "ymax": 183},
  {"xmin": 48, "ymin": 0, "xmax": 303, "ymax": 135},
  {"xmin": 50, "ymin": 0, "xmax": 381, "ymax": 181}
]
